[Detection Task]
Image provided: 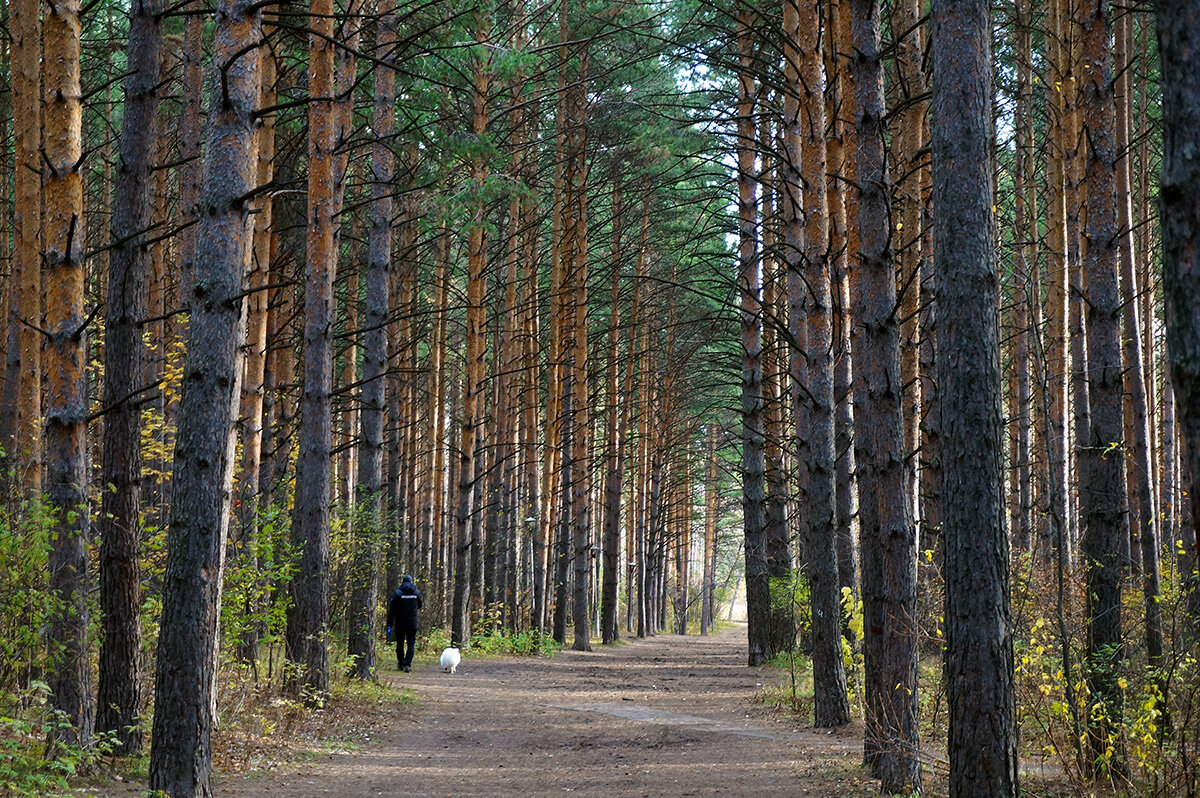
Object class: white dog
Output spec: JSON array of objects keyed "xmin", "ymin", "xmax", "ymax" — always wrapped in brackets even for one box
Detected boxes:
[{"xmin": 440, "ymin": 645, "xmax": 461, "ymax": 674}]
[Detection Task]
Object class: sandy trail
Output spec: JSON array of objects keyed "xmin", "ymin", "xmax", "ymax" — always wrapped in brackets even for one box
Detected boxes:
[{"xmin": 98, "ymin": 625, "xmax": 876, "ymax": 797}]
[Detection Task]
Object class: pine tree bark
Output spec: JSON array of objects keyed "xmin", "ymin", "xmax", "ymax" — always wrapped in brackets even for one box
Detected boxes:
[
  {"xmin": 784, "ymin": 0, "xmax": 849, "ymax": 728},
  {"xmin": 1155, "ymin": 0, "xmax": 1200, "ymax": 640},
  {"xmin": 701, "ymin": 425, "xmax": 718, "ymax": 636},
  {"xmin": 1066, "ymin": 1, "xmax": 1089, "ymax": 559},
  {"xmin": 331, "ymin": 0, "xmax": 362, "ymax": 522},
  {"xmin": 829, "ymin": 0, "xmax": 860, "ymax": 615},
  {"xmin": 1043, "ymin": 0, "xmax": 1072, "ymax": 559},
  {"xmin": 452, "ymin": 14, "xmax": 491, "ymax": 647},
  {"xmin": 0, "ymin": 31, "xmax": 10, "ymax": 421},
  {"xmin": 289, "ymin": 0, "xmax": 338, "ymax": 697},
  {"xmin": 850, "ymin": 0, "xmax": 921, "ymax": 786},
  {"xmin": 44, "ymin": 0, "xmax": 91, "ymax": 747},
  {"xmin": 178, "ymin": 13, "xmax": 204, "ymax": 303},
  {"xmin": 1078, "ymin": 0, "xmax": 1129, "ymax": 771},
  {"xmin": 762, "ymin": 125, "xmax": 793, "ymax": 656},
  {"xmin": 892, "ymin": 0, "xmax": 927, "ymax": 519},
  {"xmin": 600, "ymin": 181, "xmax": 626, "ymax": 645},
  {"xmin": 428, "ymin": 224, "xmax": 450, "ymax": 592},
  {"xmin": 737, "ymin": 2, "xmax": 770, "ymax": 668},
  {"xmin": 932, "ymin": 0, "xmax": 1018, "ymax": 792},
  {"xmin": 568, "ymin": 65, "xmax": 592, "ymax": 653},
  {"xmin": 4, "ymin": 0, "xmax": 42, "ymax": 491},
  {"xmin": 1011, "ymin": 0, "xmax": 1035, "ymax": 552},
  {"xmin": 1114, "ymin": 9, "xmax": 1163, "ymax": 681},
  {"xmin": 232, "ymin": 30, "xmax": 276, "ymax": 666},
  {"xmin": 148, "ymin": 0, "xmax": 261, "ymax": 787},
  {"xmin": 347, "ymin": 0, "xmax": 395, "ymax": 679},
  {"xmin": 97, "ymin": 0, "xmax": 163, "ymax": 753}
]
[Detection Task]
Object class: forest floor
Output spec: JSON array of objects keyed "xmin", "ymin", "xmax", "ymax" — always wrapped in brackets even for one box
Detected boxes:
[{"xmin": 83, "ymin": 624, "xmax": 881, "ymax": 797}]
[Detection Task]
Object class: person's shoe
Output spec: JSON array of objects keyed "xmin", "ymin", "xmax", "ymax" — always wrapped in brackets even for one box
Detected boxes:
[{"xmin": 403, "ymin": 665, "xmax": 411, "ymax": 672}]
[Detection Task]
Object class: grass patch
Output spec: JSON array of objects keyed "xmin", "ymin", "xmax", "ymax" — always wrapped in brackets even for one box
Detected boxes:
[
  {"xmin": 753, "ymin": 650, "xmax": 817, "ymax": 721},
  {"xmin": 469, "ymin": 627, "xmax": 562, "ymax": 657}
]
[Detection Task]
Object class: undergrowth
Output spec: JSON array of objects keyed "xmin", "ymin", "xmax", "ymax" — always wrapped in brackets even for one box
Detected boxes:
[{"xmin": 1, "ymin": 685, "xmax": 118, "ymax": 798}]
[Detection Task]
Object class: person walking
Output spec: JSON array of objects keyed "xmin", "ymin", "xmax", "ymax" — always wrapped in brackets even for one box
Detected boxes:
[{"xmin": 386, "ymin": 574, "xmax": 423, "ymax": 672}]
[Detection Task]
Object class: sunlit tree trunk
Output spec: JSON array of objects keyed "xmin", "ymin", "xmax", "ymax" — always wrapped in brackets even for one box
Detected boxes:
[
  {"xmin": 232, "ymin": 30, "xmax": 276, "ymax": 666},
  {"xmin": 518, "ymin": 123, "xmax": 544, "ymax": 631},
  {"xmin": 43, "ymin": 0, "xmax": 90, "ymax": 747},
  {"xmin": 1066, "ymin": 0, "xmax": 1089, "ymax": 558},
  {"xmin": 452, "ymin": 12, "xmax": 491, "ymax": 646},
  {"xmin": 428, "ymin": 223, "xmax": 450, "ymax": 592},
  {"xmin": 828, "ymin": 0, "xmax": 860, "ymax": 616},
  {"xmin": 332, "ymin": 0, "xmax": 362, "ymax": 520},
  {"xmin": 396, "ymin": 170, "xmax": 420, "ymax": 583},
  {"xmin": 289, "ymin": 0, "xmax": 338, "ymax": 696},
  {"xmin": 3, "ymin": 0, "xmax": 42, "ymax": 491},
  {"xmin": 892, "ymin": 0, "xmax": 926, "ymax": 517}
]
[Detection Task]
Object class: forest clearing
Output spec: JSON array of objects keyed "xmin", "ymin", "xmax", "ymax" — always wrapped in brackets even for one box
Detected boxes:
[{"xmin": 2, "ymin": 0, "xmax": 1200, "ymax": 794}]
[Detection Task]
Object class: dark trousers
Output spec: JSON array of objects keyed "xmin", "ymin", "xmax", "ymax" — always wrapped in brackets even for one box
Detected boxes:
[{"xmin": 396, "ymin": 627, "xmax": 417, "ymax": 668}]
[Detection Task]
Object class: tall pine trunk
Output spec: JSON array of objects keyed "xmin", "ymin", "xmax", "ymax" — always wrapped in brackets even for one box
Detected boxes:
[
  {"xmin": 452, "ymin": 13, "xmax": 491, "ymax": 646},
  {"xmin": 828, "ymin": 0, "xmax": 860, "ymax": 617},
  {"xmin": 737, "ymin": 2, "xmax": 770, "ymax": 668},
  {"xmin": 850, "ymin": 0, "xmax": 921, "ymax": 786},
  {"xmin": 3, "ymin": 0, "xmax": 41, "ymax": 491},
  {"xmin": 97, "ymin": 0, "xmax": 163, "ymax": 753},
  {"xmin": 1114, "ymin": 9, "xmax": 1163, "ymax": 682},
  {"xmin": 1157, "ymin": 0, "xmax": 1200, "ymax": 630},
  {"xmin": 289, "ymin": 0, "xmax": 338, "ymax": 697},
  {"xmin": 44, "ymin": 0, "xmax": 91, "ymax": 746},
  {"xmin": 347, "ymin": 0, "xmax": 396, "ymax": 678},
  {"xmin": 701, "ymin": 425, "xmax": 718, "ymax": 635},
  {"xmin": 785, "ymin": 0, "xmax": 849, "ymax": 728},
  {"xmin": 932, "ymin": 0, "xmax": 1018, "ymax": 791},
  {"xmin": 232, "ymin": 30, "xmax": 276, "ymax": 666},
  {"xmin": 148, "ymin": 0, "xmax": 261, "ymax": 787},
  {"xmin": 600, "ymin": 182, "xmax": 625, "ymax": 645},
  {"xmin": 1078, "ymin": 0, "xmax": 1129, "ymax": 771}
]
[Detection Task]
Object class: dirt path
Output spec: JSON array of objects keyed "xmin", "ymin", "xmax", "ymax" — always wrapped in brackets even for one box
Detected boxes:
[{"xmin": 102, "ymin": 626, "xmax": 878, "ymax": 797}]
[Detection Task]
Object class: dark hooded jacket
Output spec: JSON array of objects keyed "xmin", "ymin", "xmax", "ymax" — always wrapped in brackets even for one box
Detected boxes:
[{"xmin": 386, "ymin": 576, "xmax": 423, "ymax": 632}]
